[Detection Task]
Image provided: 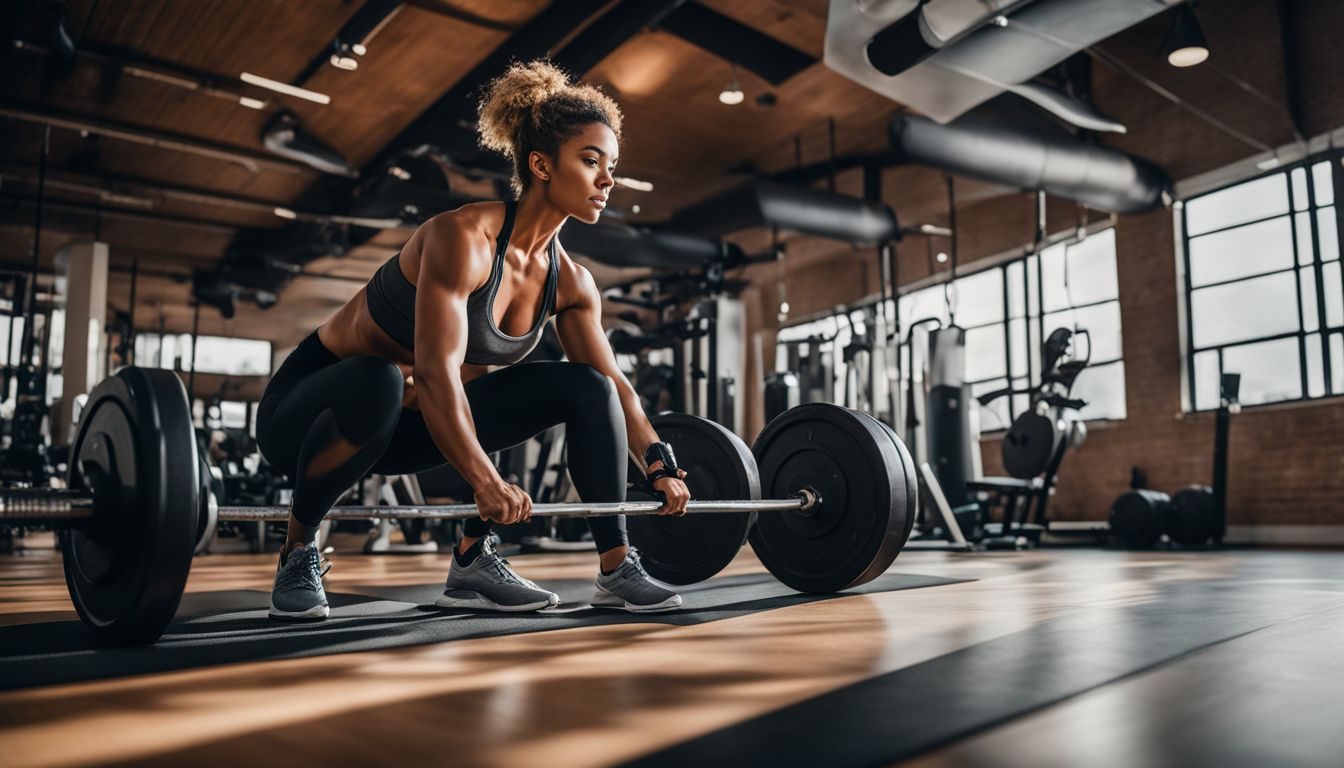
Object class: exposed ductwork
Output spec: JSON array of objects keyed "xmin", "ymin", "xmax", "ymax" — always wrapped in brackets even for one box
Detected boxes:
[
  {"xmin": 825, "ymin": 0, "xmax": 1180, "ymax": 130},
  {"xmin": 562, "ymin": 220, "xmax": 742, "ymax": 272},
  {"xmin": 889, "ymin": 101, "xmax": 1172, "ymax": 213},
  {"xmin": 670, "ymin": 180, "xmax": 901, "ymax": 245},
  {"xmin": 262, "ymin": 113, "xmax": 357, "ymax": 177}
]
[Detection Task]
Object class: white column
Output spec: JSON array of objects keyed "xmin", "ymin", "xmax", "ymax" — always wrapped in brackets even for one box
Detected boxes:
[{"xmin": 55, "ymin": 241, "xmax": 108, "ymax": 444}]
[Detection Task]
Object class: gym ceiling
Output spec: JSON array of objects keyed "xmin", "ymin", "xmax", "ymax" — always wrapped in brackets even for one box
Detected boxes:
[{"xmin": 0, "ymin": 1, "xmax": 1319, "ymax": 347}]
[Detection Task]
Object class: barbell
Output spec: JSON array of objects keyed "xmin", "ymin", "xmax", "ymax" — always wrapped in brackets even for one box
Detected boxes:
[{"xmin": 0, "ymin": 367, "xmax": 918, "ymax": 645}]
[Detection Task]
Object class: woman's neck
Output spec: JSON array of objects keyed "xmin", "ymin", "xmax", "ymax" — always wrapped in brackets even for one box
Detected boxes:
[{"xmin": 508, "ymin": 192, "xmax": 567, "ymax": 258}]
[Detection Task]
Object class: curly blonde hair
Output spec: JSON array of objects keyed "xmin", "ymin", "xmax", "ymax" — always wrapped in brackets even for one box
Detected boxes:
[{"xmin": 477, "ymin": 60, "xmax": 623, "ymax": 196}]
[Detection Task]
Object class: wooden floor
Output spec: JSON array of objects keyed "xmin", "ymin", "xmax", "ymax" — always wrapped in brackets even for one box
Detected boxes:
[{"xmin": 1, "ymin": 536, "xmax": 1342, "ymax": 768}]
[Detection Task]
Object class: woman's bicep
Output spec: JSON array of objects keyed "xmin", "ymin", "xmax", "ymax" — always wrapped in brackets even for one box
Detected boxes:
[{"xmin": 413, "ymin": 222, "xmax": 482, "ymax": 378}]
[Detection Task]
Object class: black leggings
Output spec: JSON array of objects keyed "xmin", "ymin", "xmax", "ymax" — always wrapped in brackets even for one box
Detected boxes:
[{"xmin": 255, "ymin": 332, "xmax": 628, "ymax": 552}]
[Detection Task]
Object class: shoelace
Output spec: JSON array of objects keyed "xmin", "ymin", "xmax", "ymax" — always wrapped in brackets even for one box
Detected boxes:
[
  {"xmin": 278, "ymin": 549, "xmax": 329, "ymax": 591},
  {"xmin": 476, "ymin": 541, "xmax": 525, "ymax": 585}
]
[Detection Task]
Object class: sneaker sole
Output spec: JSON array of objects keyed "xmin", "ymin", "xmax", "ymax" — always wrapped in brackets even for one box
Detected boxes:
[
  {"xmin": 268, "ymin": 603, "xmax": 330, "ymax": 621},
  {"xmin": 435, "ymin": 590, "xmax": 557, "ymax": 612},
  {"xmin": 590, "ymin": 589, "xmax": 683, "ymax": 613}
]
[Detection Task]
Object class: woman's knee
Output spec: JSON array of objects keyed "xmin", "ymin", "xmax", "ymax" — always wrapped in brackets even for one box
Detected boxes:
[
  {"xmin": 335, "ymin": 356, "xmax": 404, "ymax": 440},
  {"xmin": 562, "ymin": 362, "xmax": 617, "ymax": 402}
]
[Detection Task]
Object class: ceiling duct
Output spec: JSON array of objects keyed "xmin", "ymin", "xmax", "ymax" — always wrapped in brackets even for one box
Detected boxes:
[
  {"xmin": 262, "ymin": 113, "xmax": 357, "ymax": 177},
  {"xmin": 562, "ymin": 220, "xmax": 741, "ymax": 271},
  {"xmin": 670, "ymin": 180, "xmax": 900, "ymax": 245},
  {"xmin": 890, "ymin": 100, "xmax": 1172, "ymax": 213},
  {"xmin": 826, "ymin": 0, "xmax": 1180, "ymax": 127}
]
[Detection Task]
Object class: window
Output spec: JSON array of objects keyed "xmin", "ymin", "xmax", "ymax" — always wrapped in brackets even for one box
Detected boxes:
[
  {"xmin": 777, "ymin": 228, "xmax": 1126, "ymax": 430},
  {"xmin": 1181, "ymin": 153, "xmax": 1343, "ymax": 409},
  {"xmin": 133, "ymin": 333, "xmax": 272, "ymax": 376}
]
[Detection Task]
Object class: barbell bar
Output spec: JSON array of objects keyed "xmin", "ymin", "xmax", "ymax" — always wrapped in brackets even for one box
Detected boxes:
[
  {"xmin": 0, "ymin": 489, "xmax": 820, "ymax": 526},
  {"xmin": 4, "ymin": 367, "xmax": 918, "ymax": 646}
]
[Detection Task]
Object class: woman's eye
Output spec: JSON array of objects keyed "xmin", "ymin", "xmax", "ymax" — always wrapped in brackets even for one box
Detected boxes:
[{"xmin": 584, "ymin": 159, "xmax": 598, "ymax": 166}]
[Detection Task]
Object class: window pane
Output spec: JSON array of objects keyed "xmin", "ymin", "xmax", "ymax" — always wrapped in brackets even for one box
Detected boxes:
[
  {"xmin": 1045, "ymin": 302, "xmax": 1123, "ymax": 363},
  {"xmin": 1009, "ymin": 317, "xmax": 1028, "ymax": 377},
  {"xmin": 1306, "ymin": 334, "xmax": 1324, "ymax": 398},
  {"xmin": 971, "ymin": 378, "xmax": 1012, "ymax": 432},
  {"xmin": 1318, "ymin": 207, "xmax": 1339, "ymax": 261},
  {"xmin": 1313, "ymin": 161, "xmax": 1335, "ymax": 206},
  {"xmin": 1007, "ymin": 261, "xmax": 1026, "ymax": 318},
  {"xmin": 964, "ymin": 324, "xmax": 1007, "ymax": 381},
  {"xmin": 1190, "ymin": 272, "xmax": 1299, "ymax": 349},
  {"xmin": 1186, "ymin": 174, "xmax": 1289, "ymax": 236},
  {"xmin": 1332, "ymin": 333, "xmax": 1344, "ymax": 394},
  {"xmin": 1222, "ymin": 337, "xmax": 1302, "ymax": 405},
  {"xmin": 190, "ymin": 337, "xmax": 272, "ymax": 375},
  {"xmin": 1039, "ymin": 242, "xmax": 1070, "ymax": 313},
  {"xmin": 1291, "ymin": 167, "xmax": 1309, "ymax": 211},
  {"xmin": 951, "ymin": 268, "xmax": 1003, "ymax": 328},
  {"xmin": 1188, "ymin": 217, "xmax": 1293, "ymax": 287},
  {"xmin": 1296, "ymin": 212, "xmax": 1314, "ymax": 265},
  {"xmin": 1072, "ymin": 360, "xmax": 1127, "ymax": 420},
  {"xmin": 1301, "ymin": 268, "xmax": 1318, "ymax": 333},
  {"xmin": 1326, "ymin": 261, "xmax": 1343, "ymax": 328},
  {"xmin": 1063, "ymin": 229, "xmax": 1119, "ymax": 305},
  {"xmin": 1194, "ymin": 349, "xmax": 1220, "ymax": 410},
  {"xmin": 901, "ymin": 284, "xmax": 949, "ymax": 333}
]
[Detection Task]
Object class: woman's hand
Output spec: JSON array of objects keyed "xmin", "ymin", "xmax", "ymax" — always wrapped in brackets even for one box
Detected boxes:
[
  {"xmin": 475, "ymin": 480, "xmax": 533, "ymax": 525},
  {"xmin": 651, "ymin": 467, "xmax": 691, "ymax": 516}
]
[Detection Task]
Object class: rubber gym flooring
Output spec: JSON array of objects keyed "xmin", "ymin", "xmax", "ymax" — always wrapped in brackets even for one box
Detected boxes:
[{"xmin": 1, "ymin": 538, "xmax": 1341, "ymax": 767}]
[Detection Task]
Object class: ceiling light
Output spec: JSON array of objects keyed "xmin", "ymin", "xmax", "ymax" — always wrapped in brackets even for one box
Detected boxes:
[
  {"xmin": 631, "ymin": 204, "xmax": 641, "ymax": 214},
  {"xmin": 719, "ymin": 63, "xmax": 744, "ymax": 105},
  {"xmin": 388, "ymin": 165, "xmax": 412, "ymax": 180},
  {"xmin": 240, "ymin": 72, "xmax": 331, "ymax": 104},
  {"xmin": 935, "ymin": 252, "xmax": 949, "ymax": 263},
  {"xmin": 238, "ymin": 96, "xmax": 266, "ymax": 110},
  {"xmin": 1164, "ymin": 4, "xmax": 1209, "ymax": 68},
  {"xmin": 329, "ymin": 54, "xmax": 358, "ymax": 71},
  {"xmin": 273, "ymin": 206, "xmax": 298, "ymax": 220},
  {"xmin": 615, "ymin": 176, "xmax": 654, "ymax": 192},
  {"xmin": 351, "ymin": 43, "xmax": 367, "ymax": 56},
  {"xmin": 992, "ymin": 15, "xmax": 1008, "ymax": 27}
]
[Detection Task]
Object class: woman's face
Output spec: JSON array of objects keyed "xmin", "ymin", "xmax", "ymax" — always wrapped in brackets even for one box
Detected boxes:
[{"xmin": 532, "ymin": 122, "xmax": 618, "ymax": 224}]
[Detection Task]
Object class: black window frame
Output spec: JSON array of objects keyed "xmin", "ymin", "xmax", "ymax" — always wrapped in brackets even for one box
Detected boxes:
[{"xmin": 1180, "ymin": 149, "xmax": 1344, "ymax": 411}]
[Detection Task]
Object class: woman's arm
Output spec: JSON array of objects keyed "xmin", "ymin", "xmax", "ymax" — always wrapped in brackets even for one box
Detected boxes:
[
  {"xmin": 554, "ymin": 262, "xmax": 690, "ymax": 514},
  {"xmin": 412, "ymin": 216, "xmax": 531, "ymax": 523}
]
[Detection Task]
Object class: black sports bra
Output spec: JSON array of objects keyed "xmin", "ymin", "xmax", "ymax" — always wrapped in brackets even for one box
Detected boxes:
[{"xmin": 364, "ymin": 201, "xmax": 558, "ymax": 366}]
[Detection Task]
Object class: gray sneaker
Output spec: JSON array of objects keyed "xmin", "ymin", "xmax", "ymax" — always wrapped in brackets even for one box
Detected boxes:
[
  {"xmin": 436, "ymin": 538, "xmax": 559, "ymax": 612},
  {"xmin": 269, "ymin": 543, "xmax": 330, "ymax": 620},
  {"xmin": 592, "ymin": 549, "xmax": 682, "ymax": 613}
]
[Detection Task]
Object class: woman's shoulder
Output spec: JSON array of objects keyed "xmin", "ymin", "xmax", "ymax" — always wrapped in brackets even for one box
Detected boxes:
[{"xmin": 420, "ymin": 201, "xmax": 507, "ymax": 246}]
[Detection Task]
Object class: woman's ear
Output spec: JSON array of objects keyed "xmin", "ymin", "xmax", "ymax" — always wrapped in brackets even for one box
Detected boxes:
[{"xmin": 528, "ymin": 150, "xmax": 551, "ymax": 183}]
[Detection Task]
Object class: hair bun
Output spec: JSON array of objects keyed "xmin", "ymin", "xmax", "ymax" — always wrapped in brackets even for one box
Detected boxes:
[{"xmin": 477, "ymin": 60, "xmax": 572, "ymax": 159}]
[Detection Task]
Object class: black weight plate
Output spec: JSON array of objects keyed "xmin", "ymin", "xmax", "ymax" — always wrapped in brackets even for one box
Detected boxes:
[
  {"xmin": 1169, "ymin": 485, "xmax": 1216, "ymax": 546},
  {"xmin": 750, "ymin": 403, "xmax": 913, "ymax": 594},
  {"xmin": 63, "ymin": 368, "xmax": 199, "ymax": 645},
  {"xmin": 1002, "ymin": 411, "xmax": 1059, "ymax": 479},
  {"xmin": 626, "ymin": 413, "xmax": 759, "ymax": 585},
  {"xmin": 859, "ymin": 412, "xmax": 920, "ymax": 545},
  {"xmin": 1108, "ymin": 489, "xmax": 1172, "ymax": 547}
]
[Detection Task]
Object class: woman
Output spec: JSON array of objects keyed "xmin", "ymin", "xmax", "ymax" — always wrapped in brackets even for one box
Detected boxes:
[{"xmin": 255, "ymin": 60, "xmax": 692, "ymax": 619}]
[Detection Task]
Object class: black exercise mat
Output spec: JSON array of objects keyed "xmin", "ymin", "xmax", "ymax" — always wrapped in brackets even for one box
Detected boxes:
[
  {"xmin": 624, "ymin": 576, "xmax": 1344, "ymax": 767},
  {"xmin": 0, "ymin": 571, "xmax": 964, "ymax": 691}
]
